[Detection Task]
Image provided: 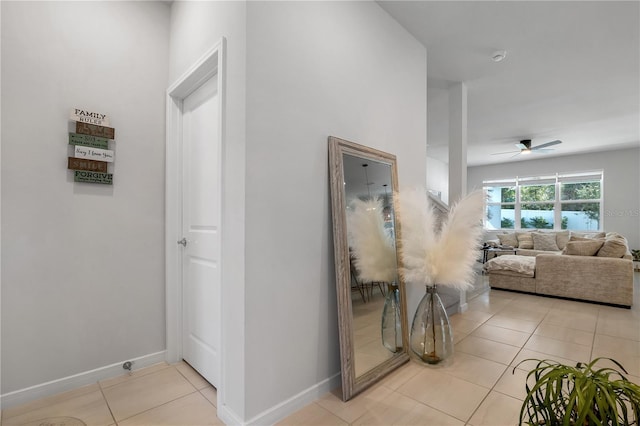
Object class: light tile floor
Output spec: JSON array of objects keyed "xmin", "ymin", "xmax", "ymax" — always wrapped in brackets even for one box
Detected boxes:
[
  {"xmin": 2, "ymin": 272, "xmax": 638, "ymax": 425},
  {"xmin": 0, "ymin": 362, "xmax": 222, "ymax": 426},
  {"xmin": 280, "ymin": 271, "xmax": 640, "ymax": 426}
]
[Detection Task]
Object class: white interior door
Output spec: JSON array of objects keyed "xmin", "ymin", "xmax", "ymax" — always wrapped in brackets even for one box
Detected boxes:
[{"xmin": 180, "ymin": 73, "xmax": 221, "ymax": 387}]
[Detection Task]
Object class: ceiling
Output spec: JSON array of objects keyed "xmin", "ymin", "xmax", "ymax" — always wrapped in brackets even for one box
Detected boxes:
[{"xmin": 377, "ymin": 1, "xmax": 640, "ymax": 167}]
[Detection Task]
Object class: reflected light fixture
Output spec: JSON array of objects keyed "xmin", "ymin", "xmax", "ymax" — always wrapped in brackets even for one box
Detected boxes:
[
  {"xmin": 362, "ymin": 163, "xmax": 372, "ymax": 199},
  {"xmin": 491, "ymin": 50, "xmax": 507, "ymax": 62},
  {"xmin": 382, "ymin": 184, "xmax": 392, "ymax": 221}
]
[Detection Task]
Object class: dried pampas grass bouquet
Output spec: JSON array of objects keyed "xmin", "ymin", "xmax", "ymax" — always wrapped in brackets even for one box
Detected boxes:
[
  {"xmin": 397, "ymin": 188, "xmax": 485, "ymax": 291},
  {"xmin": 397, "ymin": 188, "xmax": 485, "ymax": 365}
]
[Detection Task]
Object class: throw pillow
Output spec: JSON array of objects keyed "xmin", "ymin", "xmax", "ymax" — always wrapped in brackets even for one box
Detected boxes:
[
  {"xmin": 572, "ymin": 231, "xmax": 606, "ymax": 239},
  {"xmin": 568, "ymin": 235, "xmax": 603, "ymax": 242},
  {"xmin": 516, "ymin": 231, "xmax": 534, "ymax": 249},
  {"xmin": 497, "ymin": 233, "xmax": 518, "ymax": 248},
  {"xmin": 597, "ymin": 233, "xmax": 628, "ymax": 258},
  {"xmin": 532, "ymin": 232, "xmax": 560, "ymax": 251},
  {"xmin": 555, "ymin": 230, "xmax": 571, "ymax": 250},
  {"xmin": 563, "ymin": 240, "xmax": 605, "ymax": 256}
]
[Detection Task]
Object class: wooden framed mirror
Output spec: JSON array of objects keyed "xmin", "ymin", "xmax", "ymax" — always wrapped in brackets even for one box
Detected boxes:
[{"xmin": 328, "ymin": 136, "xmax": 409, "ymax": 401}]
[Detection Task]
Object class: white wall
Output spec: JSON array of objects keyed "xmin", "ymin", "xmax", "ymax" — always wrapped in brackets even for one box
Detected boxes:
[
  {"xmin": 244, "ymin": 1, "xmax": 426, "ymax": 420},
  {"xmin": 1, "ymin": 1, "xmax": 170, "ymax": 394},
  {"xmin": 168, "ymin": 3, "xmax": 427, "ymax": 421},
  {"xmin": 426, "ymin": 156, "xmax": 449, "ymax": 205},
  {"xmin": 468, "ymin": 148, "xmax": 640, "ymax": 249},
  {"xmin": 168, "ymin": 1, "xmax": 247, "ymax": 421}
]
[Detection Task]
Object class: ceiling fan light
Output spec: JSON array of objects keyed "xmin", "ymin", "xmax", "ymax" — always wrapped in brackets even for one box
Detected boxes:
[
  {"xmin": 491, "ymin": 50, "xmax": 507, "ymax": 62},
  {"xmin": 521, "ymin": 149, "xmax": 532, "ymax": 155}
]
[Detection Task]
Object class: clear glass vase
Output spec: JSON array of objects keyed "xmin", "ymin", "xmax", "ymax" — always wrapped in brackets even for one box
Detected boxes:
[
  {"xmin": 381, "ymin": 282, "xmax": 402, "ymax": 353},
  {"xmin": 410, "ymin": 285, "xmax": 453, "ymax": 364}
]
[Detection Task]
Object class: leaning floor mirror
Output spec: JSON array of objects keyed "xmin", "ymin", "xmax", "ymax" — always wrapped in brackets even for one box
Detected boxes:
[{"xmin": 328, "ymin": 136, "xmax": 409, "ymax": 401}]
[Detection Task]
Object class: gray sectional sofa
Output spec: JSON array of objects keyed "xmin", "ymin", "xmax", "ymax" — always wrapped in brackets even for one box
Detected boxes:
[{"xmin": 485, "ymin": 230, "xmax": 634, "ymax": 307}]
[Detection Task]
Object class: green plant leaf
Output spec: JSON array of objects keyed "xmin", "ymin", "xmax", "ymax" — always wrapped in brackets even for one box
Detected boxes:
[{"xmin": 518, "ymin": 358, "xmax": 640, "ymax": 426}]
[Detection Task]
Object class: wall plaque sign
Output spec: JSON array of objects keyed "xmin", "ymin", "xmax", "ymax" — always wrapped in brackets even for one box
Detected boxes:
[
  {"xmin": 74, "ymin": 171, "xmax": 113, "ymax": 185},
  {"xmin": 70, "ymin": 108, "xmax": 115, "ymax": 185},
  {"xmin": 70, "ymin": 108, "xmax": 110, "ymax": 126},
  {"xmin": 74, "ymin": 145, "xmax": 114, "ymax": 162},
  {"xmin": 68, "ymin": 157, "xmax": 108, "ymax": 173},
  {"xmin": 75, "ymin": 122, "xmax": 115, "ymax": 139},
  {"xmin": 68, "ymin": 133, "xmax": 109, "ymax": 149}
]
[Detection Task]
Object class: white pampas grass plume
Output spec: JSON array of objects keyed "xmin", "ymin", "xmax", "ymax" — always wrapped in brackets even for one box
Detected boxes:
[
  {"xmin": 398, "ymin": 189, "xmax": 485, "ymax": 290},
  {"xmin": 347, "ymin": 198, "xmax": 397, "ymax": 283},
  {"xmin": 395, "ymin": 188, "xmax": 438, "ymax": 286}
]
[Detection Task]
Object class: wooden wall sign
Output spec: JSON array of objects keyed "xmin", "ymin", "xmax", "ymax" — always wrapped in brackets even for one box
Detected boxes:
[
  {"xmin": 69, "ymin": 108, "xmax": 115, "ymax": 185},
  {"xmin": 68, "ymin": 157, "xmax": 108, "ymax": 173},
  {"xmin": 75, "ymin": 122, "xmax": 115, "ymax": 139},
  {"xmin": 74, "ymin": 145, "xmax": 114, "ymax": 162},
  {"xmin": 70, "ymin": 108, "xmax": 110, "ymax": 126},
  {"xmin": 69, "ymin": 133, "xmax": 109, "ymax": 149},
  {"xmin": 74, "ymin": 171, "xmax": 113, "ymax": 185}
]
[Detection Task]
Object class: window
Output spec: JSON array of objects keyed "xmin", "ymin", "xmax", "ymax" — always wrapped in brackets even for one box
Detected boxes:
[
  {"xmin": 484, "ymin": 181, "xmax": 516, "ymax": 229},
  {"xmin": 483, "ymin": 171, "xmax": 603, "ymax": 231},
  {"xmin": 559, "ymin": 173, "xmax": 602, "ymax": 231}
]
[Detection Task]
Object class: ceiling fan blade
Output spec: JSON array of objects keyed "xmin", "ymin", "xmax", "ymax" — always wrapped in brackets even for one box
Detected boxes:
[
  {"xmin": 515, "ymin": 143, "xmax": 527, "ymax": 150},
  {"xmin": 532, "ymin": 148, "xmax": 555, "ymax": 154},
  {"xmin": 532, "ymin": 140, "xmax": 562, "ymax": 150},
  {"xmin": 491, "ymin": 150, "xmax": 521, "ymax": 155},
  {"xmin": 509, "ymin": 152, "xmax": 521, "ymax": 159}
]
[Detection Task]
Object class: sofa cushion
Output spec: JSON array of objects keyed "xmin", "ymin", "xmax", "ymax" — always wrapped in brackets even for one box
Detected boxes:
[
  {"xmin": 572, "ymin": 231, "xmax": 606, "ymax": 239},
  {"xmin": 532, "ymin": 232, "xmax": 560, "ymax": 251},
  {"xmin": 517, "ymin": 249, "xmax": 562, "ymax": 257},
  {"xmin": 516, "ymin": 231, "xmax": 534, "ymax": 249},
  {"xmin": 555, "ymin": 231, "xmax": 571, "ymax": 250},
  {"xmin": 597, "ymin": 233, "xmax": 628, "ymax": 258},
  {"xmin": 497, "ymin": 233, "xmax": 518, "ymax": 247},
  {"xmin": 568, "ymin": 235, "xmax": 604, "ymax": 242},
  {"xmin": 484, "ymin": 254, "xmax": 536, "ymax": 277},
  {"xmin": 563, "ymin": 240, "xmax": 605, "ymax": 256}
]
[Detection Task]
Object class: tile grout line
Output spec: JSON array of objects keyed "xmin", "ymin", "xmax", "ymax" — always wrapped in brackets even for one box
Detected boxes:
[
  {"xmin": 98, "ymin": 381, "xmax": 119, "ymax": 426},
  {"xmin": 110, "ymin": 388, "xmax": 202, "ymax": 424},
  {"xmin": 197, "ymin": 388, "xmax": 217, "ymax": 409},
  {"xmin": 391, "ymin": 380, "xmax": 487, "ymax": 425},
  {"xmin": 310, "ymin": 401, "xmax": 348, "ymax": 425},
  {"xmin": 589, "ymin": 308, "xmax": 601, "ymax": 362},
  {"xmin": 463, "ymin": 291, "xmax": 569, "ymax": 422},
  {"xmin": 403, "ymin": 294, "xmax": 523, "ymax": 424},
  {"xmin": 100, "ymin": 365, "xmax": 201, "ymax": 424},
  {"xmin": 100, "ymin": 363, "xmax": 172, "ymax": 391},
  {"xmin": 461, "ymin": 303, "xmax": 544, "ymax": 425},
  {"xmin": 172, "ymin": 363, "xmax": 218, "ymax": 410},
  {"xmin": 466, "ymin": 296, "xmax": 610, "ymax": 422}
]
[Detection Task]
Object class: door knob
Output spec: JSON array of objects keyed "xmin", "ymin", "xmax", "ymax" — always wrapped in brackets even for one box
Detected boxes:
[{"xmin": 177, "ymin": 237, "xmax": 187, "ymax": 247}]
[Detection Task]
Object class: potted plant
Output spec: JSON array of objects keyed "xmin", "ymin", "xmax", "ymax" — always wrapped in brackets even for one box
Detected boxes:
[{"xmin": 516, "ymin": 357, "xmax": 640, "ymax": 425}]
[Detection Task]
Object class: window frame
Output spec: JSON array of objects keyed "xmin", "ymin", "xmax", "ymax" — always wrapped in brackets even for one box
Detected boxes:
[{"xmin": 483, "ymin": 171, "xmax": 603, "ymax": 231}]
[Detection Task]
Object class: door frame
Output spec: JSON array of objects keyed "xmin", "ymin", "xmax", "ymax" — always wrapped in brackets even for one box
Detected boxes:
[{"xmin": 165, "ymin": 39, "xmax": 225, "ymax": 387}]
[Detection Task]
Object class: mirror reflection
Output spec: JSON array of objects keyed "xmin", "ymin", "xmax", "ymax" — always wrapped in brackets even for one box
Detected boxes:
[{"xmin": 343, "ymin": 154, "xmax": 400, "ymax": 377}]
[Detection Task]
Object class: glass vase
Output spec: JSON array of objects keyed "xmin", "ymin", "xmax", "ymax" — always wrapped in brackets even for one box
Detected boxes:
[
  {"xmin": 410, "ymin": 285, "xmax": 453, "ymax": 364},
  {"xmin": 381, "ymin": 282, "xmax": 402, "ymax": 353}
]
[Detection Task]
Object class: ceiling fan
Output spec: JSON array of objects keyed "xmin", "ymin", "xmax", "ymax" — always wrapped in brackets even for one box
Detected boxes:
[{"xmin": 492, "ymin": 139, "xmax": 562, "ymax": 158}]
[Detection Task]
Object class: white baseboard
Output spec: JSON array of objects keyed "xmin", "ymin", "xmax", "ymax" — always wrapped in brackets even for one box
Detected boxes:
[
  {"xmin": 217, "ymin": 403, "xmax": 246, "ymax": 426},
  {"xmin": 243, "ymin": 373, "xmax": 342, "ymax": 426},
  {"xmin": 0, "ymin": 350, "xmax": 167, "ymax": 410}
]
